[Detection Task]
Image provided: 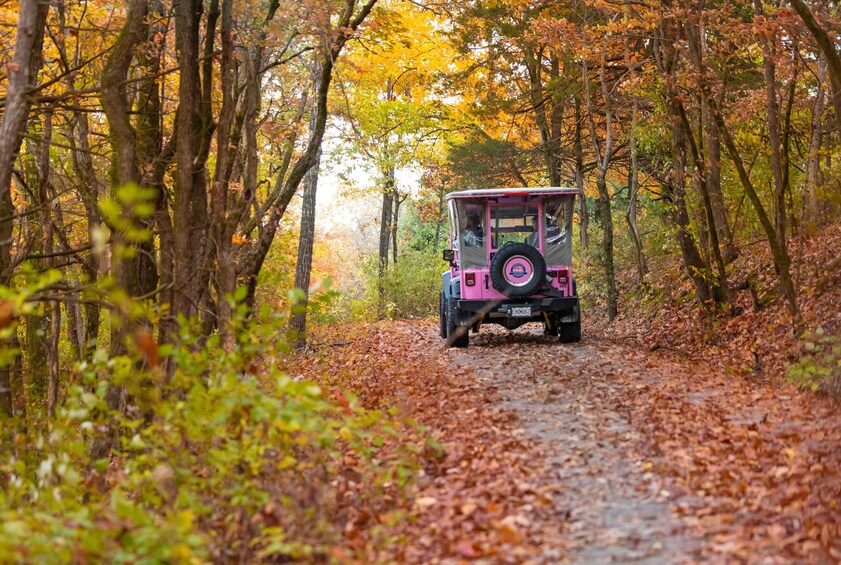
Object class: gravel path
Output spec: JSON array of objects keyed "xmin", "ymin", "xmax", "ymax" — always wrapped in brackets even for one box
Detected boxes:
[{"xmin": 448, "ymin": 325, "xmax": 702, "ymax": 563}]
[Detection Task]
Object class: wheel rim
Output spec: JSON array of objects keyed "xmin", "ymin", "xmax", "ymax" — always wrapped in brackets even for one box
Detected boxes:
[{"xmin": 502, "ymin": 255, "xmax": 535, "ymax": 288}]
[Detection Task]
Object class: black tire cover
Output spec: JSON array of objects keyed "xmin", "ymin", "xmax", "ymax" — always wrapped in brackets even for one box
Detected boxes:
[{"xmin": 489, "ymin": 242, "xmax": 546, "ymax": 298}]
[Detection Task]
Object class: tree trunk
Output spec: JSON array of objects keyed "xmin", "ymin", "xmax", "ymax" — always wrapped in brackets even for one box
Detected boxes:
[
  {"xmin": 432, "ymin": 184, "xmax": 445, "ymax": 253},
  {"xmin": 574, "ymin": 97, "xmax": 589, "ymax": 250},
  {"xmin": 790, "ymin": 0, "xmax": 841, "ymax": 137},
  {"xmin": 668, "ymin": 102, "xmax": 714, "ymax": 306},
  {"xmin": 704, "ymin": 108, "xmax": 737, "ymax": 263},
  {"xmin": 172, "ymin": 0, "xmax": 208, "ymax": 322},
  {"xmin": 626, "ymin": 126, "xmax": 648, "ymax": 281},
  {"xmin": 754, "ymin": 0, "xmax": 788, "ymax": 251},
  {"xmin": 707, "ymin": 97, "xmax": 799, "ymax": 318},
  {"xmin": 289, "ymin": 110, "xmax": 322, "ymax": 345},
  {"xmin": 392, "ymin": 186, "xmax": 401, "ymax": 265},
  {"xmin": 0, "ymin": 0, "xmax": 49, "ymax": 417},
  {"xmin": 209, "ymin": 0, "xmax": 238, "ymax": 350},
  {"xmin": 585, "ymin": 60, "xmax": 618, "ymax": 320},
  {"xmin": 677, "ymin": 103, "xmax": 730, "ymax": 307},
  {"xmin": 377, "ymin": 171, "xmax": 394, "ymax": 318},
  {"xmin": 624, "ymin": 35, "xmax": 648, "ymax": 281},
  {"xmin": 237, "ymin": 0, "xmax": 380, "ymax": 311},
  {"xmin": 804, "ymin": 57, "xmax": 827, "ymax": 227}
]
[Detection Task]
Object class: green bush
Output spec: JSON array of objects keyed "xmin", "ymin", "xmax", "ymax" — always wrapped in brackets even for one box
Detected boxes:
[
  {"xmin": 0, "ymin": 307, "xmax": 420, "ymax": 563},
  {"xmin": 327, "ymin": 251, "xmax": 445, "ymax": 322},
  {"xmin": 787, "ymin": 327, "xmax": 841, "ymax": 393}
]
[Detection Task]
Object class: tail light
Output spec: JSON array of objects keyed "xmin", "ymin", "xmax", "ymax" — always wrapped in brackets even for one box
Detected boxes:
[{"xmin": 465, "ymin": 273, "xmax": 476, "ymax": 286}]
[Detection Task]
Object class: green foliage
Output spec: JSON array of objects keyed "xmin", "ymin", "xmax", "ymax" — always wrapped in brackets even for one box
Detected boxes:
[
  {"xmin": 0, "ymin": 306, "xmax": 420, "ymax": 563},
  {"xmin": 787, "ymin": 327, "xmax": 841, "ymax": 392},
  {"xmin": 327, "ymin": 251, "xmax": 444, "ymax": 322}
]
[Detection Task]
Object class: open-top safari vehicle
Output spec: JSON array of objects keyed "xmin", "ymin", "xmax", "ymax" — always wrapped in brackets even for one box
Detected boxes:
[{"xmin": 439, "ymin": 187, "xmax": 580, "ymax": 347}]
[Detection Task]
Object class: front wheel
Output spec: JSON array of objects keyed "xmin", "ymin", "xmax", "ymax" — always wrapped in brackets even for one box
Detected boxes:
[{"xmin": 446, "ymin": 298, "xmax": 469, "ymax": 348}]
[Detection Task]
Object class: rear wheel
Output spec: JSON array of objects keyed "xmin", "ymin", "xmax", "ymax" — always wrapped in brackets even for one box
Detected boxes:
[
  {"xmin": 558, "ymin": 320, "xmax": 581, "ymax": 343},
  {"xmin": 439, "ymin": 291, "xmax": 447, "ymax": 339},
  {"xmin": 446, "ymin": 297, "xmax": 469, "ymax": 348}
]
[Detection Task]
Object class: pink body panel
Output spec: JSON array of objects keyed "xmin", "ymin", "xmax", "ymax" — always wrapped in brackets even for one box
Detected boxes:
[
  {"xmin": 452, "ymin": 195, "xmax": 574, "ymax": 300},
  {"xmin": 459, "ymin": 266, "xmax": 573, "ymax": 300}
]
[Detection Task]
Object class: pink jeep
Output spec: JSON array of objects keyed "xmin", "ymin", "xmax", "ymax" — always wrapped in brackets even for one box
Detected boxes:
[{"xmin": 439, "ymin": 188, "xmax": 580, "ymax": 347}]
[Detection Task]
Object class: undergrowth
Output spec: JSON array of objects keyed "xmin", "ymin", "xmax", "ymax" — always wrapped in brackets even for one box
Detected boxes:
[
  {"xmin": 0, "ymin": 305, "xmax": 422, "ymax": 563},
  {"xmin": 787, "ymin": 327, "xmax": 841, "ymax": 394}
]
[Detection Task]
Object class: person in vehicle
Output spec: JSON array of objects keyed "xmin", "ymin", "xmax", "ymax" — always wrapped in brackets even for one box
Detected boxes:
[
  {"xmin": 526, "ymin": 215, "xmax": 565, "ymax": 247},
  {"xmin": 545, "ymin": 214, "xmax": 565, "ymax": 245},
  {"xmin": 463, "ymin": 214, "xmax": 484, "ymax": 247}
]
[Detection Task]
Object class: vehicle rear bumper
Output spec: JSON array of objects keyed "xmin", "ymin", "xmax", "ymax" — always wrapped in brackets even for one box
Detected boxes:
[{"xmin": 457, "ymin": 296, "xmax": 578, "ymax": 316}]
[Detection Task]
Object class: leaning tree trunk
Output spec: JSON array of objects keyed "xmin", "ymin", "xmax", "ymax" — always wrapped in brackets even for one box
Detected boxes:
[
  {"xmin": 707, "ymin": 96, "xmax": 799, "ymax": 319},
  {"xmin": 790, "ymin": 0, "xmax": 841, "ymax": 138},
  {"xmin": 754, "ymin": 0, "xmax": 788, "ymax": 252},
  {"xmin": 703, "ymin": 108, "xmax": 737, "ymax": 263},
  {"xmin": 237, "ymin": 0, "xmax": 379, "ymax": 312},
  {"xmin": 677, "ymin": 103, "xmax": 730, "ymax": 307}
]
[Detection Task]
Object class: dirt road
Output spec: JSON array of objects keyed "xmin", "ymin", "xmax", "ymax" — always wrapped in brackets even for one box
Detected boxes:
[
  {"xmin": 448, "ymin": 329, "xmax": 699, "ymax": 563},
  {"xmin": 446, "ymin": 323, "xmax": 841, "ymax": 563},
  {"xmin": 299, "ymin": 321, "xmax": 841, "ymax": 563}
]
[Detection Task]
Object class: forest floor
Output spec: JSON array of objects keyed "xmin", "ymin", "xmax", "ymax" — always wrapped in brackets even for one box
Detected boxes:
[{"xmin": 291, "ymin": 320, "xmax": 841, "ymax": 563}]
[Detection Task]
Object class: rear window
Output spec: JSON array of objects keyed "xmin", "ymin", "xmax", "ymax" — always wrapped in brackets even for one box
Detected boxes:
[{"xmin": 491, "ymin": 204, "xmax": 538, "ymax": 249}]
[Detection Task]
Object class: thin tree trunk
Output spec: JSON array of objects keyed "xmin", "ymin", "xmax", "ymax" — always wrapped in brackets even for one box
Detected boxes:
[
  {"xmin": 0, "ymin": 0, "xmax": 49, "ymax": 417},
  {"xmin": 583, "ymin": 59, "xmax": 617, "ymax": 321},
  {"xmin": 626, "ymin": 128, "xmax": 648, "ymax": 280},
  {"xmin": 392, "ymin": 186, "xmax": 401, "ymax": 266},
  {"xmin": 289, "ymin": 147, "xmax": 321, "ymax": 344},
  {"xmin": 432, "ymin": 183, "xmax": 445, "ymax": 253},
  {"xmin": 624, "ymin": 36, "xmax": 647, "ymax": 281},
  {"xmin": 37, "ymin": 110, "xmax": 60, "ymax": 416},
  {"xmin": 574, "ymin": 96, "xmax": 589, "ymax": 250},
  {"xmin": 209, "ymin": 0, "xmax": 237, "ymax": 350},
  {"xmin": 290, "ymin": 87, "xmax": 322, "ymax": 345},
  {"xmin": 790, "ymin": 0, "xmax": 841, "ymax": 137},
  {"xmin": 805, "ymin": 57, "xmax": 827, "ymax": 226},
  {"xmin": 237, "ymin": 0, "xmax": 380, "ymax": 310},
  {"xmin": 377, "ymin": 170, "xmax": 394, "ymax": 319},
  {"xmin": 677, "ymin": 103, "xmax": 730, "ymax": 307},
  {"xmin": 707, "ymin": 97, "xmax": 799, "ymax": 318},
  {"xmin": 754, "ymin": 0, "xmax": 787, "ymax": 251}
]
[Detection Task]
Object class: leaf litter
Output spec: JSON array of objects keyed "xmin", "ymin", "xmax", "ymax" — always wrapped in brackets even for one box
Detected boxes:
[{"xmin": 291, "ymin": 316, "xmax": 841, "ymax": 563}]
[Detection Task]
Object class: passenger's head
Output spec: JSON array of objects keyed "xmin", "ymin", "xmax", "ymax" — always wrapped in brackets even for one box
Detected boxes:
[{"xmin": 467, "ymin": 214, "xmax": 480, "ymax": 229}]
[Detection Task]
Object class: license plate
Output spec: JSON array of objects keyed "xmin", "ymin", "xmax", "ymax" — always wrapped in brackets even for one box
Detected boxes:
[{"xmin": 509, "ymin": 306, "xmax": 532, "ymax": 317}]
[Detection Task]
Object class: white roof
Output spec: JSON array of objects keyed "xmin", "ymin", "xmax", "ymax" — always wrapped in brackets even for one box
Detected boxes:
[{"xmin": 446, "ymin": 187, "xmax": 578, "ymax": 200}]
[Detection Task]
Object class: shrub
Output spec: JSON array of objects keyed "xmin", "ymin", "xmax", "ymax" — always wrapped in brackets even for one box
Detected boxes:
[
  {"xmin": 326, "ymin": 250, "xmax": 444, "ymax": 322},
  {"xmin": 787, "ymin": 327, "xmax": 841, "ymax": 394},
  {"xmin": 0, "ymin": 307, "xmax": 420, "ymax": 563}
]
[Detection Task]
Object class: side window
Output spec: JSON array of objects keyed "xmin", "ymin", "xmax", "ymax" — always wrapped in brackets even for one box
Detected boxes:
[
  {"xmin": 544, "ymin": 196, "xmax": 574, "ymax": 245},
  {"xmin": 543, "ymin": 195, "xmax": 575, "ymax": 266},
  {"xmin": 448, "ymin": 200, "xmax": 459, "ymax": 250},
  {"xmin": 456, "ymin": 200, "xmax": 486, "ymax": 249}
]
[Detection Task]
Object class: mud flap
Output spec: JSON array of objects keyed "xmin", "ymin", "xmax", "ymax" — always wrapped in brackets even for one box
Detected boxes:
[{"xmin": 560, "ymin": 303, "xmax": 580, "ymax": 324}]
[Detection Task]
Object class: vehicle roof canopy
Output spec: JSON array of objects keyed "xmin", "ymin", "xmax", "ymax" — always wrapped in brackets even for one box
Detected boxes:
[{"xmin": 445, "ymin": 187, "xmax": 578, "ymax": 200}]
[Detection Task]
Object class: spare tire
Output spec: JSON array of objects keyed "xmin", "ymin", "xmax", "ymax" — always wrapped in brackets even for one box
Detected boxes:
[{"xmin": 489, "ymin": 242, "xmax": 546, "ymax": 299}]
